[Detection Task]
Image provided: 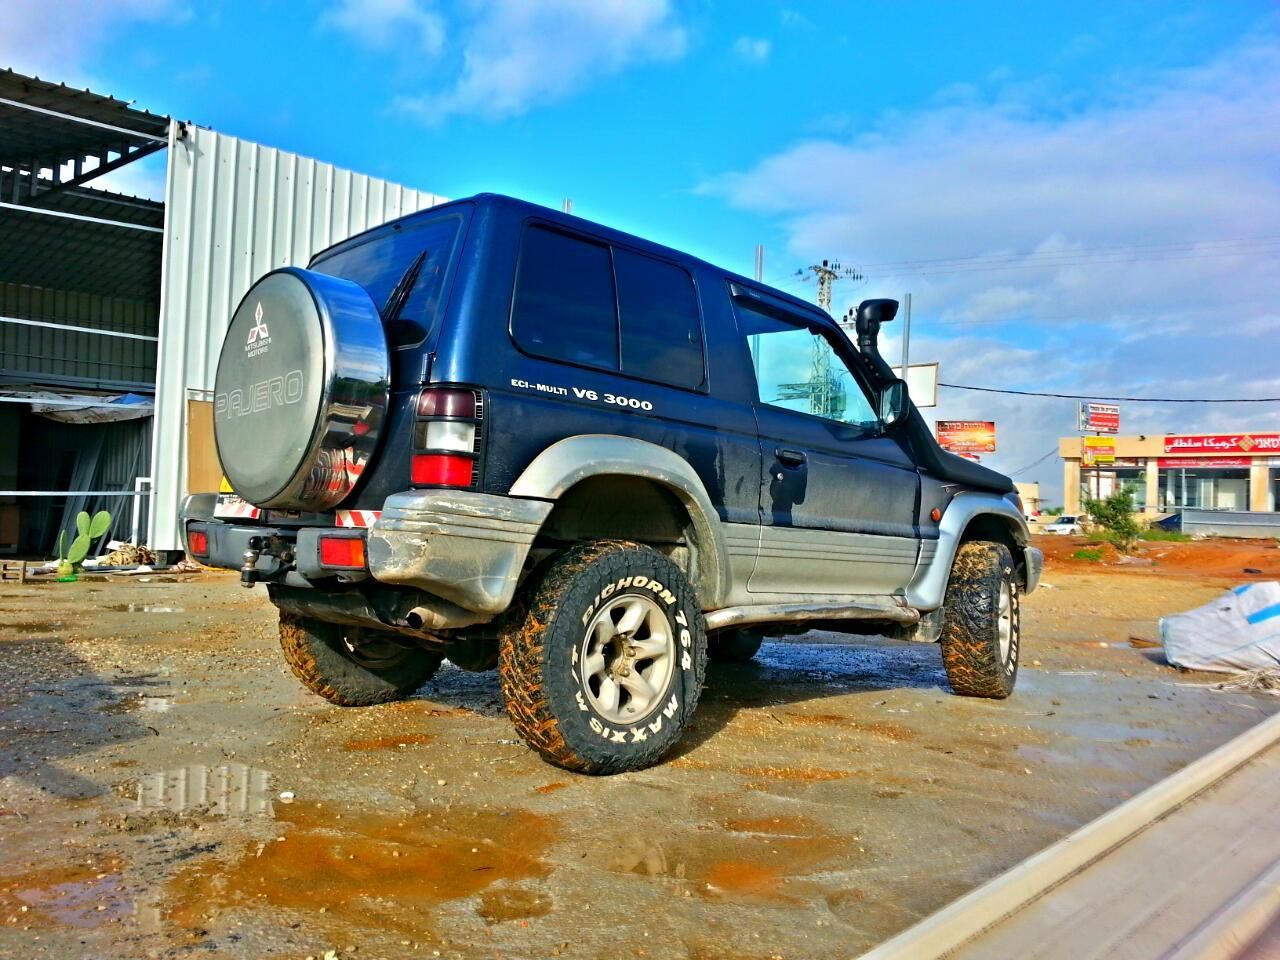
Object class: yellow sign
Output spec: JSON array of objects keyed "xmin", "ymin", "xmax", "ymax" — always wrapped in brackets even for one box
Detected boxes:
[{"xmin": 1082, "ymin": 436, "xmax": 1116, "ymax": 466}]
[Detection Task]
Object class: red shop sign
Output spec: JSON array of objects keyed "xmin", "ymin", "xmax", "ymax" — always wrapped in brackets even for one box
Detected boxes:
[{"xmin": 1163, "ymin": 433, "xmax": 1280, "ymax": 455}]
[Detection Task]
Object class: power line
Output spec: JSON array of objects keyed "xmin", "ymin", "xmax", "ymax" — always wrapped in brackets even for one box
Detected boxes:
[
  {"xmin": 939, "ymin": 382, "xmax": 1280, "ymax": 403},
  {"xmin": 1008, "ymin": 448, "xmax": 1059, "ymax": 477},
  {"xmin": 851, "ymin": 236, "xmax": 1280, "ymax": 273}
]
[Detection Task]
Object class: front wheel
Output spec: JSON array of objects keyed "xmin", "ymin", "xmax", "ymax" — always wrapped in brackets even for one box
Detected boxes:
[
  {"xmin": 498, "ymin": 540, "xmax": 707, "ymax": 774},
  {"xmin": 278, "ymin": 613, "xmax": 442, "ymax": 706},
  {"xmin": 939, "ymin": 541, "xmax": 1020, "ymax": 699}
]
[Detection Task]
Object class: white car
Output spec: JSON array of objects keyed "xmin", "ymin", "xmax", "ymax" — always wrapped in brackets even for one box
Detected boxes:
[{"xmin": 1043, "ymin": 515, "xmax": 1083, "ymax": 535}]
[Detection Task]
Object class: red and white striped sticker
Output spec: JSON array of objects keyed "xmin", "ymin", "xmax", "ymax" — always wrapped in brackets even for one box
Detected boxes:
[
  {"xmin": 214, "ymin": 495, "xmax": 262, "ymax": 520},
  {"xmin": 335, "ymin": 509, "xmax": 381, "ymax": 528}
]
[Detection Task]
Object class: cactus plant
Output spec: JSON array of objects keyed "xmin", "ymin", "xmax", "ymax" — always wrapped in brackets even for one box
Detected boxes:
[{"xmin": 53, "ymin": 509, "xmax": 113, "ymax": 576}]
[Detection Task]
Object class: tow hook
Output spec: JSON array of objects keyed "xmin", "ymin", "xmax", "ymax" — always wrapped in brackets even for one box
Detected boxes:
[{"xmin": 241, "ymin": 535, "xmax": 296, "ymax": 588}]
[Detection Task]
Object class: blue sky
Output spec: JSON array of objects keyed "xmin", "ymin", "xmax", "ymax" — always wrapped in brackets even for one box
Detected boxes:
[{"xmin": 5, "ymin": 1, "xmax": 1279, "ymax": 500}]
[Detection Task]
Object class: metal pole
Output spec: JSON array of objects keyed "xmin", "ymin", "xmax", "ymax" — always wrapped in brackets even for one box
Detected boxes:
[
  {"xmin": 562, "ymin": 198, "xmax": 572, "ymax": 214},
  {"xmin": 899, "ymin": 292, "xmax": 912, "ymax": 380},
  {"xmin": 751, "ymin": 245, "xmax": 764, "ymax": 380}
]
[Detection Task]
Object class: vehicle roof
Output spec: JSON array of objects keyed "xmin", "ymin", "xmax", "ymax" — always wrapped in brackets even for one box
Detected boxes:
[{"xmin": 316, "ymin": 192, "xmax": 834, "ymax": 326}]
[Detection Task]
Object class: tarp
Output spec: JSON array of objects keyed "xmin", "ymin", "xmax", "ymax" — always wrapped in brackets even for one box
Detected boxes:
[
  {"xmin": 1, "ymin": 390, "xmax": 154, "ymax": 423},
  {"xmin": 1160, "ymin": 582, "xmax": 1280, "ymax": 674}
]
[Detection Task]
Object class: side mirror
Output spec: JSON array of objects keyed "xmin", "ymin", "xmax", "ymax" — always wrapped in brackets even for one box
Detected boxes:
[{"xmin": 879, "ymin": 378, "xmax": 908, "ymax": 426}]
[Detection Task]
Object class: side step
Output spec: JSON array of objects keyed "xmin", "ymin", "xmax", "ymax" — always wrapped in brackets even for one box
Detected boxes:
[{"xmin": 704, "ymin": 599, "xmax": 918, "ymax": 632}]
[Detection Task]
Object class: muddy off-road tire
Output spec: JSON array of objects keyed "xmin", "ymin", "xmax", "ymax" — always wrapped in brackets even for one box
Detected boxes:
[
  {"xmin": 498, "ymin": 540, "xmax": 707, "ymax": 774},
  {"xmin": 279, "ymin": 613, "xmax": 442, "ymax": 706},
  {"xmin": 939, "ymin": 541, "xmax": 1020, "ymax": 699},
  {"xmin": 708, "ymin": 629, "xmax": 764, "ymax": 664}
]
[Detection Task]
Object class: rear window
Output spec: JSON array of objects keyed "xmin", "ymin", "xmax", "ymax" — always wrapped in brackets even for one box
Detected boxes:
[
  {"xmin": 510, "ymin": 224, "xmax": 705, "ymax": 389},
  {"xmin": 311, "ymin": 213, "xmax": 463, "ymax": 347}
]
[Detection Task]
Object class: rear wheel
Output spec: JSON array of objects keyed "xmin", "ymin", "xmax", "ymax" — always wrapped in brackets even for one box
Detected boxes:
[
  {"xmin": 708, "ymin": 629, "xmax": 764, "ymax": 663},
  {"xmin": 278, "ymin": 613, "xmax": 442, "ymax": 706},
  {"xmin": 939, "ymin": 541, "xmax": 1020, "ymax": 699},
  {"xmin": 498, "ymin": 540, "xmax": 707, "ymax": 774}
]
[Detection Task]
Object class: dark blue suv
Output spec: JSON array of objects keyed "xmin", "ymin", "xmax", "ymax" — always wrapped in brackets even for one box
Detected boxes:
[{"xmin": 183, "ymin": 194, "xmax": 1041, "ymax": 774}]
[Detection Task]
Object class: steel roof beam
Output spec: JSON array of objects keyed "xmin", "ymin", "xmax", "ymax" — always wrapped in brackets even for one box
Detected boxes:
[{"xmin": 0, "ymin": 95, "xmax": 168, "ymax": 143}]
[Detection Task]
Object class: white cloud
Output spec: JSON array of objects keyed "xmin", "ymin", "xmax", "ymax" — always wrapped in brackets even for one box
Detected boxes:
[
  {"xmin": 322, "ymin": 0, "xmax": 445, "ymax": 55},
  {"xmin": 731, "ymin": 36, "xmax": 771, "ymax": 64},
  {"xmin": 0, "ymin": 0, "xmax": 187, "ymax": 82},
  {"xmin": 703, "ymin": 37, "xmax": 1280, "ymax": 502},
  {"xmin": 394, "ymin": 0, "xmax": 687, "ymax": 122}
]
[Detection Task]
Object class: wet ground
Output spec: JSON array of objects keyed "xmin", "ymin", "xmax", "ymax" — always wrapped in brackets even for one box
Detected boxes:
[{"xmin": 2, "ymin": 552, "xmax": 1278, "ymax": 959}]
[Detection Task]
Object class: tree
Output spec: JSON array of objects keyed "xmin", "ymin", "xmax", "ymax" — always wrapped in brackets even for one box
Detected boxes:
[{"xmin": 1084, "ymin": 489, "xmax": 1141, "ymax": 552}]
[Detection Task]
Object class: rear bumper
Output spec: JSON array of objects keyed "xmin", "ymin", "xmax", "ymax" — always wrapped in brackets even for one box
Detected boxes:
[
  {"xmin": 1023, "ymin": 546, "xmax": 1044, "ymax": 594},
  {"xmin": 180, "ymin": 490, "xmax": 551, "ymax": 617},
  {"xmin": 365, "ymin": 491, "xmax": 551, "ymax": 614}
]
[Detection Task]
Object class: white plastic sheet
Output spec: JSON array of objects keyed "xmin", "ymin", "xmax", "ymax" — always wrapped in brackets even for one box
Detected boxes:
[{"xmin": 1160, "ymin": 582, "xmax": 1280, "ymax": 674}]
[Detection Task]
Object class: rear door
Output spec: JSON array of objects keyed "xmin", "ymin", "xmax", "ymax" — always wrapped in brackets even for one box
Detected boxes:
[{"xmin": 732, "ymin": 289, "xmax": 921, "ymax": 596}]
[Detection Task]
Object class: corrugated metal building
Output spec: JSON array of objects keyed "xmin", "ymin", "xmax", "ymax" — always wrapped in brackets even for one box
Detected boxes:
[{"xmin": 0, "ymin": 68, "xmax": 441, "ymax": 557}]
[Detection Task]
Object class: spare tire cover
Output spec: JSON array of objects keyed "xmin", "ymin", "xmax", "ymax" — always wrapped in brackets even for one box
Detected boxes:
[{"xmin": 213, "ymin": 267, "xmax": 390, "ymax": 511}]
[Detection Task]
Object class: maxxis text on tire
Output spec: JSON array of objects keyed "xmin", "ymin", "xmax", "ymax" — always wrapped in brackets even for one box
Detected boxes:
[
  {"xmin": 498, "ymin": 540, "xmax": 707, "ymax": 775},
  {"xmin": 278, "ymin": 613, "xmax": 442, "ymax": 706},
  {"xmin": 939, "ymin": 540, "xmax": 1020, "ymax": 699},
  {"xmin": 708, "ymin": 628, "xmax": 764, "ymax": 664}
]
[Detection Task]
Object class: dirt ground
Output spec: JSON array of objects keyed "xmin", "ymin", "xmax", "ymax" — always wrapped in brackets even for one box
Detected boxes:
[{"xmin": 2, "ymin": 542, "xmax": 1279, "ymax": 960}]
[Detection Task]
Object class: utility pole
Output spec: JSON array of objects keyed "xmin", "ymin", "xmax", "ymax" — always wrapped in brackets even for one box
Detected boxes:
[
  {"xmin": 899, "ymin": 292, "xmax": 912, "ymax": 380},
  {"xmin": 751, "ymin": 245, "xmax": 764, "ymax": 380},
  {"xmin": 781, "ymin": 259, "xmax": 862, "ymax": 419},
  {"xmin": 801, "ymin": 259, "xmax": 861, "ymax": 313}
]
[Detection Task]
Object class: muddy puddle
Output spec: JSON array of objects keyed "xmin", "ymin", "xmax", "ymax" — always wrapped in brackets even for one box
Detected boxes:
[
  {"xmin": 136, "ymin": 764, "xmax": 275, "ymax": 817},
  {"xmin": 165, "ymin": 803, "xmax": 556, "ymax": 935},
  {"xmin": 105, "ymin": 604, "xmax": 185, "ymax": 614},
  {"xmin": 0, "ymin": 856, "xmax": 132, "ymax": 929}
]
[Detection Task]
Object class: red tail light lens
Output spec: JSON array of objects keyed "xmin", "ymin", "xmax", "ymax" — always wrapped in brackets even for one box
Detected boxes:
[
  {"xmin": 319, "ymin": 536, "xmax": 366, "ymax": 569},
  {"xmin": 412, "ymin": 386, "xmax": 482, "ymax": 489},
  {"xmin": 417, "ymin": 388, "xmax": 476, "ymax": 419},
  {"xmin": 187, "ymin": 529, "xmax": 209, "ymax": 556},
  {"xmin": 411, "ymin": 453, "xmax": 475, "ymax": 487}
]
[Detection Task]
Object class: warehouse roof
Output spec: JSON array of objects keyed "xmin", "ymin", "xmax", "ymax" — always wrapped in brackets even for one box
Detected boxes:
[
  {"xmin": 0, "ymin": 69, "xmax": 169, "ymax": 171},
  {"xmin": 0, "ymin": 69, "xmax": 169, "ymax": 304}
]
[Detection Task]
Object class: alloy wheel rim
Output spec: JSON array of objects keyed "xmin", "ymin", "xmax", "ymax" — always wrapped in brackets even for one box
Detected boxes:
[
  {"xmin": 997, "ymin": 581, "xmax": 1014, "ymax": 662},
  {"xmin": 579, "ymin": 593, "xmax": 675, "ymax": 724}
]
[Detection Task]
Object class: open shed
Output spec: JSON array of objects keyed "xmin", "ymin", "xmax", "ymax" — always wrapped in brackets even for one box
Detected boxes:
[{"xmin": 0, "ymin": 68, "xmax": 442, "ymax": 559}]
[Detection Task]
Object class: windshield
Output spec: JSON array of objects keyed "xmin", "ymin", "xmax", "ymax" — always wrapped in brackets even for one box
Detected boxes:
[{"xmin": 311, "ymin": 212, "xmax": 463, "ymax": 346}]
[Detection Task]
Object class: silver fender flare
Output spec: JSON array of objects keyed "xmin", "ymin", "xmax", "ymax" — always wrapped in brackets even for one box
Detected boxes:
[
  {"xmin": 508, "ymin": 434, "xmax": 730, "ymax": 608},
  {"xmin": 906, "ymin": 492, "xmax": 1030, "ymax": 612}
]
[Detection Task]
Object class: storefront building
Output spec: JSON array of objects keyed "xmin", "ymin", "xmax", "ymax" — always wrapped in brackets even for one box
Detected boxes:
[{"xmin": 1059, "ymin": 433, "xmax": 1280, "ymax": 515}]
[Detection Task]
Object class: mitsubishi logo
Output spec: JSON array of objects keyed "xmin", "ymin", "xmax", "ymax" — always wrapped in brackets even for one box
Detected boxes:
[{"xmin": 247, "ymin": 302, "xmax": 270, "ymax": 344}]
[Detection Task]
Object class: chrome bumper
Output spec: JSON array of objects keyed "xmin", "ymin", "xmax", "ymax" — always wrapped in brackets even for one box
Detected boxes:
[{"xmin": 1023, "ymin": 546, "xmax": 1044, "ymax": 594}]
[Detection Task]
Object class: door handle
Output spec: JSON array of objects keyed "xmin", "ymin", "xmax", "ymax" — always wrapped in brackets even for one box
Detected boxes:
[{"xmin": 775, "ymin": 448, "xmax": 808, "ymax": 467}]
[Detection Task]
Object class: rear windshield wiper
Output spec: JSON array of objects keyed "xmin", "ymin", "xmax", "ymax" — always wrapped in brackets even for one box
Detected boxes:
[{"xmin": 380, "ymin": 250, "xmax": 428, "ymax": 325}]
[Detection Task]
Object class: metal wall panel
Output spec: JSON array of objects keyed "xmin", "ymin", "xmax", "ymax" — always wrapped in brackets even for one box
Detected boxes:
[
  {"xmin": 149, "ymin": 122, "xmax": 443, "ymax": 549},
  {"xmin": 0, "ymin": 281, "xmax": 157, "ymax": 387}
]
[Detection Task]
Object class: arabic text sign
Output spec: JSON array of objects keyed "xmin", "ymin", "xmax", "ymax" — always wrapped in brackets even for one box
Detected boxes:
[
  {"xmin": 1081, "ymin": 436, "xmax": 1116, "ymax": 466},
  {"xmin": 1163, "ymin": 434, "xmax": 1280, "ymax": 455},
  {"xmin": 1078, "ymin": 402, "xmax": 1120, "ymax": 434},
  {"xmin": 937, "ymin": 420, "xmax": 996, "ymax": 454},
  {"xmin": 1156, "ymin": 457, "xmax": 1251, "ymax": 469}
]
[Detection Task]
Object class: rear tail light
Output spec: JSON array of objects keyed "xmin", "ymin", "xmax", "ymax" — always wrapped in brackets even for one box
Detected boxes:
[
  {"xmin": 319, "ymin": 535, "xmax": 366, "ymax": 569},
  {"xmin": 412, "ymin": 386, "xmax": 482, "ymax": 489},
  {"xmin": 187, "ymin": 528, "xmax": 209, "ymax": 557}
]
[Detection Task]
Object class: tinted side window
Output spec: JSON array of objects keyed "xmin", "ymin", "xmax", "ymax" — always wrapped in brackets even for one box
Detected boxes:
[
  {"xmin": 615, "ymin": 249, "xmax": 704, "ymax": 389},
  {"xmin": 737, "ymin": 302, "xmax": 879, "ymax": 431},
  {"xmin": 511, "ymin": 226, "xmax": 618, "ymax": 369}
]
